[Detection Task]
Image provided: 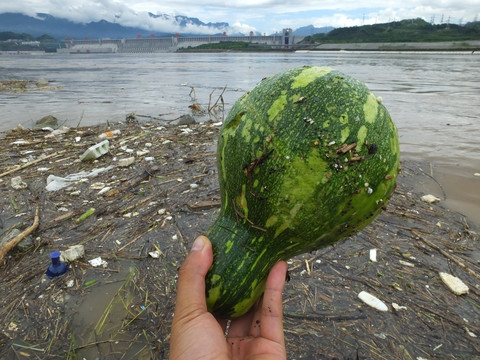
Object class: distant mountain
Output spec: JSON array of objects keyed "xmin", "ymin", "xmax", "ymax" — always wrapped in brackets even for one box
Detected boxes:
[
  {"xmin": 0, "ymin": 12, "xmax": 230, "ymax": 39},
  {"xmin": 293, "ymin": 25, "xmax": 334, "ymax": 36},
  {"xmin": 308, "ymin": 18, "xmax": 480, "ymax": 43}
]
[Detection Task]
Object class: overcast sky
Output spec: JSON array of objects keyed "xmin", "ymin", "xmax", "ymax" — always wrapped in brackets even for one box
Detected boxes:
[{"xmin": 1, "ymin": 0, "xmax": 479, "ymax": 34}]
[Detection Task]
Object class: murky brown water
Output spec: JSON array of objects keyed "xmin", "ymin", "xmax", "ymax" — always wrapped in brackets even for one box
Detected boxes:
[{"xmin": 1, "ymin": 51, "xmax": 479, "ymax": 226}]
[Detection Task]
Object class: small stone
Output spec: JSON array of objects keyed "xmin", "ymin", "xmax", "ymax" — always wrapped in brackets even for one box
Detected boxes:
[
  {"xmin": 177, "ymin": 114, "xmax": 196, "ymax": 125},
  {"xmin": 34, "ymin": 115, "xmax": 58, "ymax": 130}
]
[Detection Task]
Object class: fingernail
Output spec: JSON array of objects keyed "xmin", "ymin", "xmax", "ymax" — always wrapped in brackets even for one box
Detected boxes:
[{"xmin": 191, "ymin": 236, "xmax": 205, "ymax": 252}]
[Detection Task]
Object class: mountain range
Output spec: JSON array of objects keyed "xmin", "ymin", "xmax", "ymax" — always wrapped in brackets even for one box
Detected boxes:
[
  {"xmin": 0, "ymin": 12, "xmax": 230, "ymax": 39},
  {"xmin": 0, "ymin": 12, "xmax": 332, "ymax": 40}
]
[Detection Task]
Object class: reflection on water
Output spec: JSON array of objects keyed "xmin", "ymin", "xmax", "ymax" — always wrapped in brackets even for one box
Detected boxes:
[{"xmin": 1, "ymin": 51, "xmax": 479, "ymax": 225}]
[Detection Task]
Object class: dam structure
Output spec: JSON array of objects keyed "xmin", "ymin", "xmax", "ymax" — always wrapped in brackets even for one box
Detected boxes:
[{"xmin": 63, "ymin": 29, "xmax": 303, "ymax": 53}]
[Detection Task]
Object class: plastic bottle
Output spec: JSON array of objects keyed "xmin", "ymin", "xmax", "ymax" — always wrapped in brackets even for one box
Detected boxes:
[{"xmin": 46, "ymin": 251, "xmax": 68, "ymax": 279}]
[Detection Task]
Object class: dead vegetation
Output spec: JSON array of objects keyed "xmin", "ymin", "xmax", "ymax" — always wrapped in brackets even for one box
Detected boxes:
[
  {"xmin": 0, "ymin": 79, "xmax": 62, "ymax": 93},
  {"xmin": 0, "ymin": 120, "xmax": 479, "ymax": 359}
]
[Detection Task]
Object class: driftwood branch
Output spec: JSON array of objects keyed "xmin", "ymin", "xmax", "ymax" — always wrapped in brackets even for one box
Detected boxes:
[{"xmin": 0, "ymin": 205, "xmax": 40, "ymax": 263}]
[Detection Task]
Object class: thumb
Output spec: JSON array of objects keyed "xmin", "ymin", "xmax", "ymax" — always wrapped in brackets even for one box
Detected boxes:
[{"xmin": 174, "ymin": 236, "xmax": 213, "ymax": 317}]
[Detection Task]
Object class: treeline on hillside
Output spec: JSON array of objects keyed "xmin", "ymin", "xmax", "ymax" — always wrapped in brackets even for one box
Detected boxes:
[
  {"xmin": 305, "ymin": 18, "xmax": 480, "ymax": 43},
  {"xmin": 0, "ymin": 32, "xmax": 63, "ymax": 51}
]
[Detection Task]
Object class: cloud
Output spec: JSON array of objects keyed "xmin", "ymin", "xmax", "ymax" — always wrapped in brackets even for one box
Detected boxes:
[{"xmin": 0, "ymin": 0, "xmax": 479, "ymax": 35}]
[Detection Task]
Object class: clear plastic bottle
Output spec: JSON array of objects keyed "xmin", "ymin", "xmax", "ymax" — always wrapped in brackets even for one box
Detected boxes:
[{"xmin": 46, "ymin": 251, "xmax": 68, "ymax": 279}]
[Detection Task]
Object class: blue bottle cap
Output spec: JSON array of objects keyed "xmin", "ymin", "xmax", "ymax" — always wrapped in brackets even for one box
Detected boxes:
[{"xmin": 46, "ymin": 250, "xmax": 68, "ymax": 279}]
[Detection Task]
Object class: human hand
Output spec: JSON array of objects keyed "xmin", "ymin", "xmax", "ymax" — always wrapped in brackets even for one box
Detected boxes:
[{"xmin": 169, "ymin": 235, "xmax": 287, "ymax": 360}]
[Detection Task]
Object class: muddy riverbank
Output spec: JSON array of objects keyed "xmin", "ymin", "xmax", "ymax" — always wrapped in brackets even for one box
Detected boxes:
[{"xmin": 0, "ymin": 119, "xmax": 479, "ymax": 359}]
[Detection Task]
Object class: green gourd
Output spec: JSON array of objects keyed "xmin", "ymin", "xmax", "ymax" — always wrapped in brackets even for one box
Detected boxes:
[{"xmin": 205, "ymin": 66, "xmax": 400, "ymax": 318}]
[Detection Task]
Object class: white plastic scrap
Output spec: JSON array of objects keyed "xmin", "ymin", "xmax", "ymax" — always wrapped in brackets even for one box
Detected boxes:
[
  {"xmin": 11, "ymin": 176, "xmax": 28, "ymax": 190},
  {"xmin": 399, "ymin": 260, "xmax": 415, "ymax": 268},
  {"xmin": 369, "ymin": 248, "xmax": 377, "ymax": 262},
  {"xmin": 61, "ymin": 245, "xmax": 85, "ymax": 262},
  {"xmin": 80, "ymin": 140, "xmax": 110, "ymax": 161},
  {"xmin": 118, "ymin": 157, "xmax": 135, "ymax": 167},
  {"xmin": 358, "ymin": 291, "xmax": 388, "ymax": 311},
  {"xmin": 439, "ymin": 272, "xmax": 469, "ymax": 295},
  {"xmin": 45, "ymin": 166, "xmax": 114, "ymax": 192},
  {"xmin": 421, "ymin": 194, "xmax": 441, "ymax": 203},
  {"xmin": 148, "ymin": 250, "xmax": 164, "ymax": 259},
  {"xmin": 88, "ymin": 257, "xmax": 108, "ymax": 268},
  {"xmin": 465, "ymin": 327, "xmax": 477, "ymax": 338},
  {"xmin": 392, "ymin": 303, "xmax": 407, "ymax": 311}
]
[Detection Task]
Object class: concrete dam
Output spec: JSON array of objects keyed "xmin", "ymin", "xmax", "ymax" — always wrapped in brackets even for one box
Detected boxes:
[{"xmin": 63, "ymin": 30, "xmax": 304, "ymax": 54}]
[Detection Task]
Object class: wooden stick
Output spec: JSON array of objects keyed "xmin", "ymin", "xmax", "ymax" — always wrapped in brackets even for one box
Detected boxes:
[
  {"xmin": 0, "ymin": 150, "xmax": 66, "ymax": 178},
  {"xmin": 0, "ymin": 205, "xmax": 40, "ymax": 263}
]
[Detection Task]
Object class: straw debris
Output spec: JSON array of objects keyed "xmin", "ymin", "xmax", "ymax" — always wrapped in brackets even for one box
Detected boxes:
[{"xmin": 0, "ymin": 119, "xmax": 479, "ymax": 359}]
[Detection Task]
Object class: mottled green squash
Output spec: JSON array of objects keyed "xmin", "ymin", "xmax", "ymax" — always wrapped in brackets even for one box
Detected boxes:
[{"xmin": 205, "ymin": 66, "xmax": 400, "ymax": 318}]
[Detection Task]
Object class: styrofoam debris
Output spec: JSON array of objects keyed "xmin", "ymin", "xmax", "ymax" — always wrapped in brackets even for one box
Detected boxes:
[
  {"xmin": 421, "ymin": 194, "xmax": 441, "ymax": 203},
  {"xmin": 137, "ymin": 149, "xmax": 149, "ymax": 156},
  {"xmin": 90, "ymin": 182, "xmax": 106, "ymax": 190},
  {"xmin": 11, "ymin": 176, "xmax": 28, "ymax": 190},
  {"xmin": 370, "ymin": 248, "xmax": 377, "ymax": 262},
  {"xmin": 148, "ymin": 251, "xmax": 161, "ymax": 259},
  {"xmin": 465, "ymin": 327, "xmax": 477, "ymax": 338},
  {"xmin": 88, "ymin": 257, "xmax": 108, "ymax": 268},
  {"xmin": 118, "ymin": 157, "xmax": 135, "ymax": 167},
  {"xmin": 392, "ymin": 302, "xmax": 407, "ymax": 311},
  {"xmin": 61, "ymin": 244, "xmax": 85, "ymax": 262},
  {"xmin": 80, "ymin": 140, "xmax": 109, "ymax": 161},
  {"xmin": 358, "ymin": 291, "xmax": 388, "ymax": 311},
  {"xmin": 97, "ymin": 186, "xmax": 112, "ymax": 195},
  {"xmin": 439, "ymin": 272, "xmax": 469, "ymax": 295},
  {"xmin": 399, "ymin": 260, "xmax": 415, "ymax": 267}
]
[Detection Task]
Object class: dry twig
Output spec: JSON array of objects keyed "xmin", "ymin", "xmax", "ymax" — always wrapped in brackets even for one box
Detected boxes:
[{"xmin": 0, "ymin": 205, "xmax": 40, "ymax": 262}]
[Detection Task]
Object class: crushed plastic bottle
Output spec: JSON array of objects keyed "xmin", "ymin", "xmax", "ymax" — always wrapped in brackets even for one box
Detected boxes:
[{"xmin": 46, "ymin": 251, "xmax": 69, "ymax": 279}]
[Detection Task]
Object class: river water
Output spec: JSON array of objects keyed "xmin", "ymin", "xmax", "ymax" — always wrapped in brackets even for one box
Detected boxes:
[{"xmin": 1, "ymin": 51, "xmax": 479, "ymax": 226}]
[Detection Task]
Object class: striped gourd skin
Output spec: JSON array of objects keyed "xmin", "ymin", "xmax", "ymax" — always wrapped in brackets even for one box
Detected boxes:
[{"xmin": 205, "ymin": 66, "xmax": 400, "ymax": 318}]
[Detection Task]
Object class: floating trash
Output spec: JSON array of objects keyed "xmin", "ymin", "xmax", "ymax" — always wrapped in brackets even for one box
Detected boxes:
[
  {"xmin": 46, "ymin": 251, "xmax": 68, "ymax": 279},
  {"xmin": 392, "ymin": 303, "xmax": 407, "ymax": 311},
  {"xmin": 88, "ymin": 257, "xmax": 108, "ymax": 268},
  {"xmin": 60, "ymin": 244, "xmax": 85, "ymax": 262},
  {"xmin": 80, "ymin": 140, "xmax": 110, "ymax": 161},
  {"xmin": 439, "ymin": 272, "xmax": 469, "ymax": 295},
  {"xmin": 11, "ymin": 176, "xmax": 27, "ymax": 190},
  {"xmin": 358, "ymin": 291, "xmax": 388, "ymax": 311},
  {"xmin": 421, "ymin": 194, "xmax": 441, "ymax": 203},
  {"xmin": 118, "ymin": 157, "xmax": 135, "ymax": 167},
  {"xmin": 370, "ymin": 248, "xmax": 377, "ymax": 262}
]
